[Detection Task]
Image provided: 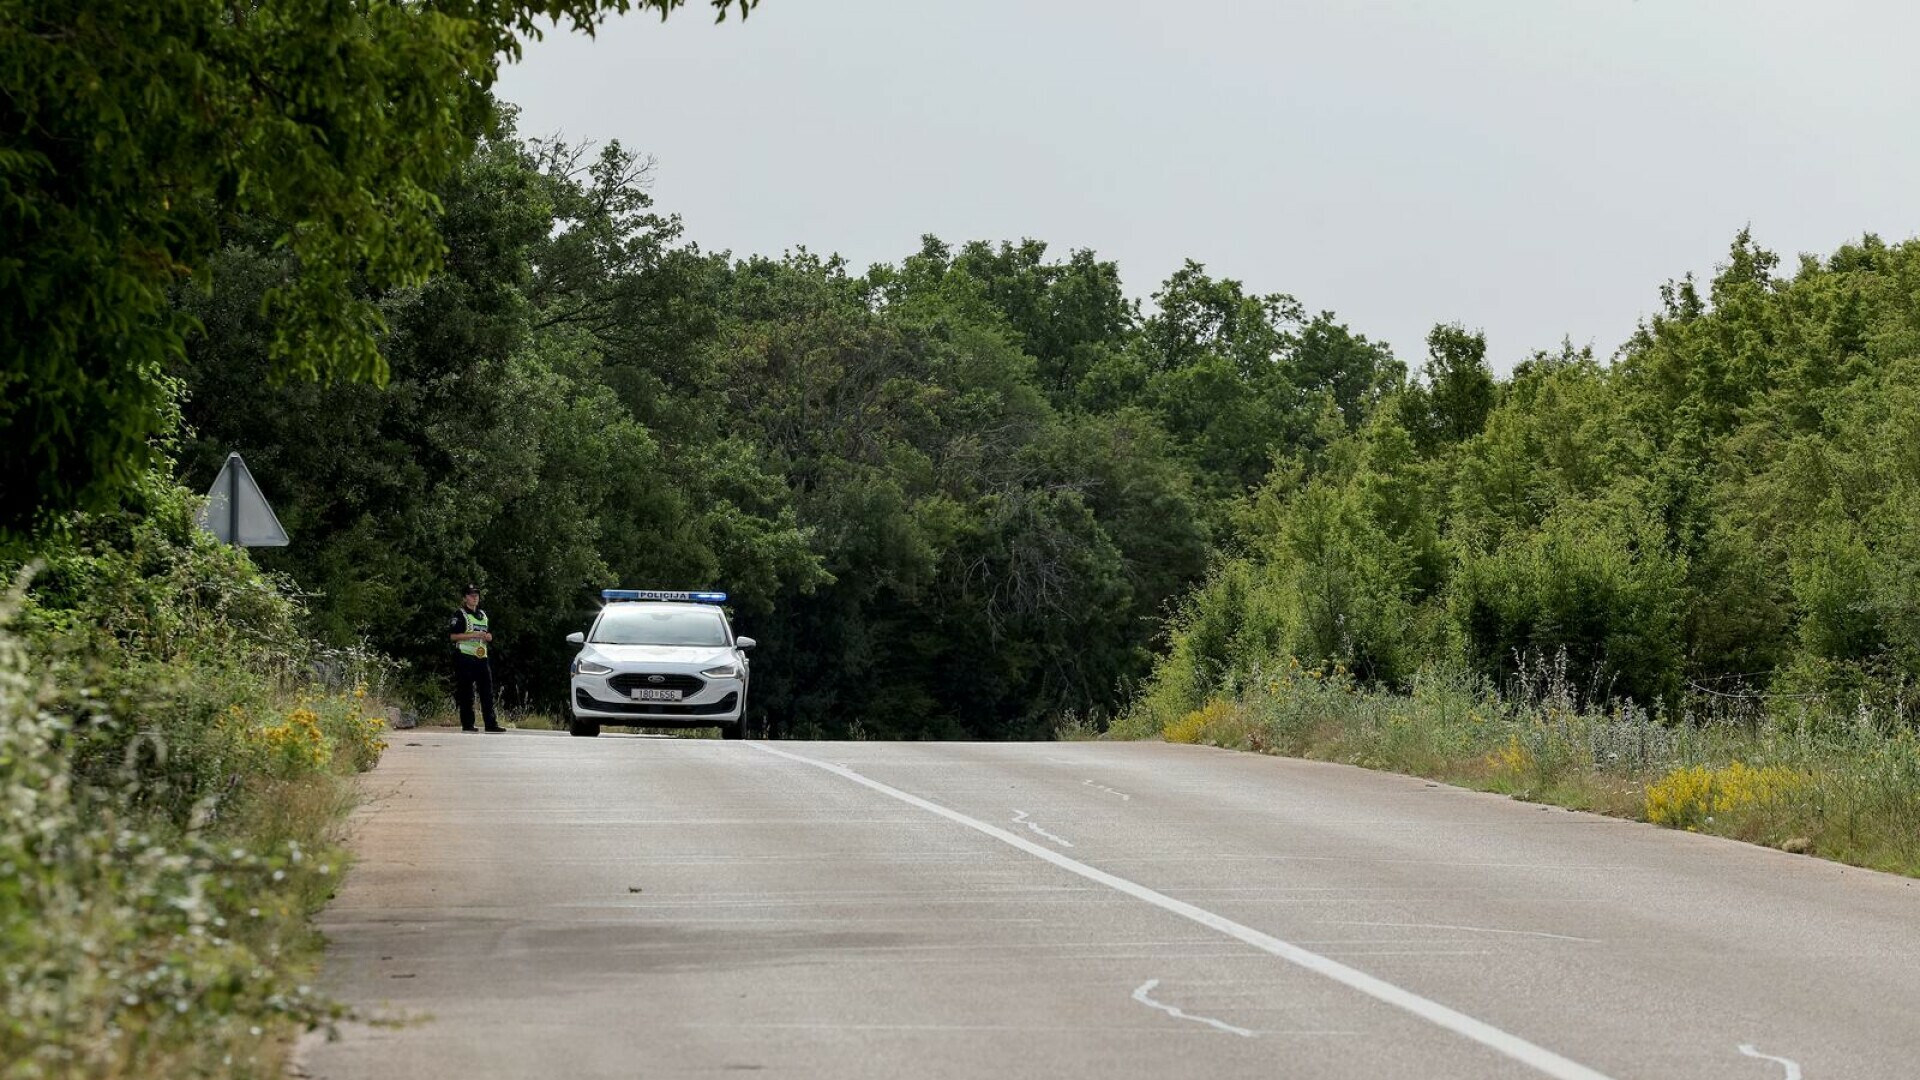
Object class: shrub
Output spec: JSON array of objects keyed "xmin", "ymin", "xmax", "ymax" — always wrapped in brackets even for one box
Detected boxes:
[
  {"xmin": 0, "ymin": 478, "xmax": 390, "ymax": 1078},
  {"xmin": 1163, "ymin": 698, "xmax": 1249, "ymax": 746},
  {"xmin": 1452, "ymin": 494, "xmax": 1688, "ymax": 709},
  {"xmin": 1643, "ymin": 762, "xmax": 1806, "ymax": 830}
]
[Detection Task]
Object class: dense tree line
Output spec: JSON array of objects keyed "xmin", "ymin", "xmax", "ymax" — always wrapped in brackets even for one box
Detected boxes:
[
  {"xmin": 1146, "ymin": 232, "xmax": 1920, "ymax": 727},
  {"xmin": 16, "ymin": 0, "xmax": 1909, "ymax": 740},
  {"xmin": 167, "ymin": 101, "xmax": 1920, "ymax": 737},
  {"xmin": 170, "ymin": 108, "xmax": 1401, "ymax": 737}
]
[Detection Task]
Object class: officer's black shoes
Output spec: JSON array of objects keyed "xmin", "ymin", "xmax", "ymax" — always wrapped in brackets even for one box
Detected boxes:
[
  {"xmin": 483, "ymin": 725, "xmax": 506, "ymax": 733},
  {"xmin": 462, "ymin": 726, "xmax": 478, "ymax": 732}
]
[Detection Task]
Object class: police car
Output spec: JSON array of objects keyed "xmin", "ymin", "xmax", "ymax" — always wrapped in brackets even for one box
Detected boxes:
[{"xmin": 565, "ymin": 590, "xmax": 754, "ymax": 739}]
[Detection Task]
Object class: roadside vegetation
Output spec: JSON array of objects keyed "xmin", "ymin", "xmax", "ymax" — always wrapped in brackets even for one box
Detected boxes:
[
  {"xmin": 156, "ymin": 99, "xmax": 1920, "ymax": 767},
  {"xmin": 1114, "ymin": 657, "xmax": 1920, "ymax": 875},
  {"xmin": 7, "ymin": 8, "xmax": 1920, "ymax": 1077},
  {"xmin": 0, "ymin": 475, "xmax": 392, "ymax": 1078},
  {"xmin": 1116, "ymin": 235, "xmax": 1920, "ymax": 876},
  {"xmin": 4, "ymin": 6, "xmax": 761, "ymax": 1074}
]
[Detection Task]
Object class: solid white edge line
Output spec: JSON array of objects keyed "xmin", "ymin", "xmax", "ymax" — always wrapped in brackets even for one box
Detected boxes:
[{"xmin": 749, "ymin": 742, "xmax": 1615, "ymax": 1080}]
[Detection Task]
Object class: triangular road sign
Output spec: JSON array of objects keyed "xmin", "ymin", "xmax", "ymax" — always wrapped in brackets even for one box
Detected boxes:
[{"xmin": 197, "ymin": 452, "xmax": 290, "ymax": 547}]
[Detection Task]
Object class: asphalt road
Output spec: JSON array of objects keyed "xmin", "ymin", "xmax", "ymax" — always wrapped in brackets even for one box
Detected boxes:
[{"xmin": 297, "ymin": 732, "xmax": 1920, "ymax": 1080}]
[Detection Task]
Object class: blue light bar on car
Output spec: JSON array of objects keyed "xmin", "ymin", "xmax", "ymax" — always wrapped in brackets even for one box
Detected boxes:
[{"xmin": 601, "ymin": 589, "xmax": 729, "ymax": 604}]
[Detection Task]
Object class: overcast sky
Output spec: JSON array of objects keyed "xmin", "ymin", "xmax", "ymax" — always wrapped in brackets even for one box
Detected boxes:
[{"xmin": 497, "ymin": 0, "xmax": 1919, "ymax": 373}]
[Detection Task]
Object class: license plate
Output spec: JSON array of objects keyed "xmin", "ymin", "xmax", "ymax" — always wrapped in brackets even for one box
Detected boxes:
[{"xmin": 629, "ymin": 688, "xmax": 682, "ymax": 702}]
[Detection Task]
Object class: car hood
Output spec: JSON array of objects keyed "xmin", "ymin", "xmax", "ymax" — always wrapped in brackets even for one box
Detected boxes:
[{"xmin": 585, "ymin": 643, "xmax": 735, "ymax": 667}]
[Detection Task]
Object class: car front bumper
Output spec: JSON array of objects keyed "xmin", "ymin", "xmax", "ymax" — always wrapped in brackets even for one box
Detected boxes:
[{"xmin": 569, "ymin": 674, "xmax": 745, "ymax": 724}]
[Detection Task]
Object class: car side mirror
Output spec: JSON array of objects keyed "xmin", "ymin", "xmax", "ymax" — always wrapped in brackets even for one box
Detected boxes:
[
  {"xmin": 565, "ymin": 632, "xmax": 585, "ymax": 645},
  {"xmin": 735, "ymin": 636, "xmax": 756, "ymax": 650}
]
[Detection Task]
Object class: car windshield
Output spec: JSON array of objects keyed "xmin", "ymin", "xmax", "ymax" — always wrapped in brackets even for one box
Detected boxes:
[{"xmin": 591, "ymin": 605, "xmax": 730, "ymax": 647}]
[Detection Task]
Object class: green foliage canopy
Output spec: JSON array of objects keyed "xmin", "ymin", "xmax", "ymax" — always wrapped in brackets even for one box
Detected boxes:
[
  {"xmin": 1139, "ymin": 232, "xmax": 1920, "ymax": 732},
  {"xmin": 174, "ymin": 114, "xmax": 1387, "ymax": 736},
  {"xmin": 0, "ymin": 0, "xmax": 750, "ymax": 533}
]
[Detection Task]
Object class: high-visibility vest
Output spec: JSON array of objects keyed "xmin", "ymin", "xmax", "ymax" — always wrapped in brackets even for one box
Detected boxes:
[{"xmin": 458, "ymin": 610, "xmax": 490, "ymax": 659}]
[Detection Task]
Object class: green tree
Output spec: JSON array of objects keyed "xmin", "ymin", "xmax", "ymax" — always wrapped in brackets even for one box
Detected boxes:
[
  {"xmin": 946, "ymin": 239, "xmax": 1137, "ymax": 402},
  {"xmin": 176, "ymin": 116, "xmax": 819, "ymax": 707},
  {"xmin": 1402, "ymin": 322, "xmax": 1496, "ymax": 451},
  {"xmin": 0, "ymin": 0, "xmax": 751, "ymax": 533},
  {"xmin": 1134, "ymin": 230, "xmax": 1920, "ymax": 729},
  {"xmin": 1292, "ymin": 312, "xmax": 1404, "ymax": 428},
  {"xmin": 1135, "ymin": 263, "xmax": 1309, "ymax": 493}
]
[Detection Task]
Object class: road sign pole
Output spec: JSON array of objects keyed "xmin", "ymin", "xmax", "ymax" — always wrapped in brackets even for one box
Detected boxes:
[{"xmin": 228, "ymin": 453, "xmax": 241, "ymax": 547}]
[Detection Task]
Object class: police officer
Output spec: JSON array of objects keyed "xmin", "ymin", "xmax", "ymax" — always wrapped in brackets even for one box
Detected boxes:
[{"xmin": 448, "ymin": 584, "xmax": 503, "ymax": 732}]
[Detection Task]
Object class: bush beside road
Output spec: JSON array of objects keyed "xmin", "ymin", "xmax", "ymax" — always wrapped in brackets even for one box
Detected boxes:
[{"xmin": 0, "ymin": 478, "xmax": 390, "ymax": 1080}]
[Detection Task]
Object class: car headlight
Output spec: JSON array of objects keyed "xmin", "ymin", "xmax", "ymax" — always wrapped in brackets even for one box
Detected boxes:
[
  {"xmin": 700, "ymin": 664, "xmax": 741, "ymax": 679},
  {"xmin": 574, "ymin": 659, "xmax": 614, "ymax": 676}
]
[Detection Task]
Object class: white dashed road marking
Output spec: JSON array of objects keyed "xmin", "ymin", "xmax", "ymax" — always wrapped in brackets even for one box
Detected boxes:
[
  {"xmin": 1737, "ymin": 1044, "xmax": 1802, "ymax": 1079},
  {"xmin": 1132, "ymin": 979, "xmax": 1254, "ymax": 1037},
  {"xmin": 1083, "ymin": 779, "xmax": 1132, "ymax": 800},
  {"xmin": 1012, "ymin": 809, "xmax": 1075, "ymax": 848},
  {"xmin": 751, "ymin": 743, "xmax": 1616, "ymax": 1080}
]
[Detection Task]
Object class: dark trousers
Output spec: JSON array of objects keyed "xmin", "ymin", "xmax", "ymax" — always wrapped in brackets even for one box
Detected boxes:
[{"xmin": 455, "ymin": 656, "xmax": 498, "ymax": 730}]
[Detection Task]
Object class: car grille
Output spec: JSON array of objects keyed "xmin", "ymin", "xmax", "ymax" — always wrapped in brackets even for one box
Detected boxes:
[
  {"xmin": 607, "ymin": 672, "xmax": 706, "ymax": 695},
  {"xmin": 577, "ymin": 689, "xmax": 738, "ymax": 716}
]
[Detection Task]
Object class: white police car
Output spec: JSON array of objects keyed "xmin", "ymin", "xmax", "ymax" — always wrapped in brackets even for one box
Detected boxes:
[{"xmin": 565, "ymin": 590, "xmax": 755, "ymax": 738}]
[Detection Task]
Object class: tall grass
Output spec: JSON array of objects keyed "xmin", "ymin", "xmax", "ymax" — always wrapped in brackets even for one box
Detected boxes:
[
  {"xmin": 1113, "ymin": 652, "xmax": 1920, "ymax": 876},
  {"xmin": 2, "ymin": 480, "xmax": 392, "ymax": 1079}
]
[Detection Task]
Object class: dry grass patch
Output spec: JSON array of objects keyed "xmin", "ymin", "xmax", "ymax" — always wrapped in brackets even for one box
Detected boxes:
[{"xmin": 1119, "ymin": 660, "xmax": 1920, "ymax": 877}]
